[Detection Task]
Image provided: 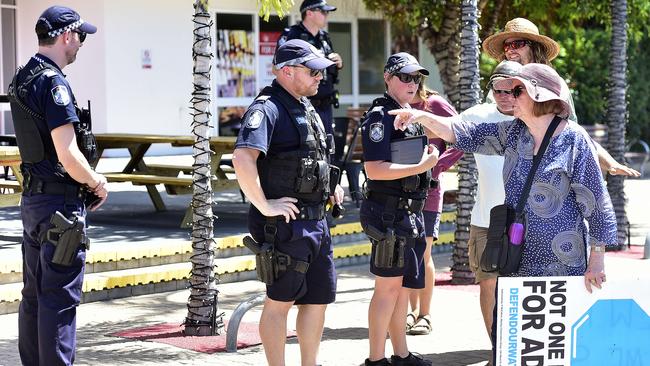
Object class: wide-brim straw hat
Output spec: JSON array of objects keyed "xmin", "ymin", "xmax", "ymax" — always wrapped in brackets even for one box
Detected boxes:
[{"xmin": 482, "ymin": 18, "xmax": 560, "ymax": 61}]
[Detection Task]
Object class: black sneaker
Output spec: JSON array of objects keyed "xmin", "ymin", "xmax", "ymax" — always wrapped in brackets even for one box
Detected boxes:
[
  {"xmin": 390, "ymin": 352, "xmax": 431, "ymax": 366},
  {"xmin": 364, "ymin": 358, "xmax": 391, "ymax": 366}
]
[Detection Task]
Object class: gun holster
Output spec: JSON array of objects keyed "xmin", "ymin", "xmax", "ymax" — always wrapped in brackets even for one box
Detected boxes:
[
  {"xmin": 46, "ymin": 211, "xmax": 89, "ymax": 266},
  {"xmin": 366, "ymin": 225, "xmax": 406, "ymax": 269},
  {"xmin": 243, "ymin": 235, "xmax": 309, "ymax": 285}
]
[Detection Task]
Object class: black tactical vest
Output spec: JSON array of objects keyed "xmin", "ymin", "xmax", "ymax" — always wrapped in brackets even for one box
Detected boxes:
[
  {"xmin": 364, "ymin": 96, "xmax": 431, "ymax": 200},
  {"xmin": 7, "ymin": 61, "xmax": 98, "ymax": 183},
  {"xmin": 256, "ymin": 85, "xmax": 331, "ymax": 204}
]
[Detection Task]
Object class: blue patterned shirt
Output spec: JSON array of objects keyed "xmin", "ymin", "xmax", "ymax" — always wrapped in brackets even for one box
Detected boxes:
[{"xmin": 452, "ymin": 118, "xmax": 618, "ymax": 276}]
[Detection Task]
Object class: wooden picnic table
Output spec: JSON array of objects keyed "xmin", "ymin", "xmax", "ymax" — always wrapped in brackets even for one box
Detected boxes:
[
  {"xmin": 94, "ymin": 133, "xmax": 238, "ymax": 227},
  {"xmin": 0, "ymin": 146, "xmax": 23, "ymax": 207}
]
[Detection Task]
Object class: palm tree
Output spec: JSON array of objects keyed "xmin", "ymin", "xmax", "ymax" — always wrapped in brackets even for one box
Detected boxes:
[
  {"xmin": 183, "ymin": 0, "xmax": 295, "ymax": 337},
  {"xmin": 605, "ymin": 0, "xmax": 629, "ymax": 248},
  {"xmin": 451, "ymin": 0, "xmax": 482, "ymax": 285},
  {"xmin": 183, "ymin": 0, "xmax": 221, "ymax": 336}
]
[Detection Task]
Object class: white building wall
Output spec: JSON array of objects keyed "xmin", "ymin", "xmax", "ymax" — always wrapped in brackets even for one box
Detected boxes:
[{"xmin": 16, "ymin": 0, "xmax": 108, "ymax": 132}]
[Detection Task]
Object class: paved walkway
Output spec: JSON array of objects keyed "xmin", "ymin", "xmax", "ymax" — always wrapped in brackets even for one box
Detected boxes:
[{"xmin": 0, "ymin": 253, "xmax": 647, "ymax": 366}]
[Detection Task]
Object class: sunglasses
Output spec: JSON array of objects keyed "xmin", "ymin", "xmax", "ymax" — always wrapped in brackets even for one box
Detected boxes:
[
  {"xmin": 503, "ymin": 39, "xmax": 531, "ymax": 52},
  {"xmin": 511, "ymin": 86, "xmax": 526, "ymax": 98},
  {"xmin": 393, "ymin": 73, "xmax": 423, "ymax": 84},
  {"xmin": 73, "ymin": 30, "xmax": 87, "ymax": 43},
  {"xmin": 493, "ymin": 89, "xmax": 513, "ymax": 95},
  {"xmin": 288, "ymin": 65, "xmax": 324, "ymax": 78}
]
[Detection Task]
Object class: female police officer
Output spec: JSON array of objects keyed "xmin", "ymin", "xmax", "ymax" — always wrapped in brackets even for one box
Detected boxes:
[{"xmin": 361, "ymin": 53, "xmax": 439, "ymax": 366}]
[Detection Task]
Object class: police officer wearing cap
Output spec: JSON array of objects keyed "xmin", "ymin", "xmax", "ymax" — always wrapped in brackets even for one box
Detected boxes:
[
  {"xmin": 360, "ymin": 53, "xmax": 438, "ymax": 366},
  {"xmin": 277, "ymin": 0, "xmax": 343, "ymax": 135},
  {"xmin": 233, "ymin": 39, "xmax": 344, "ymax": 366},
  {"xmin": 7, "ymin": 6, "xmax": 107, "ymax": 365}
]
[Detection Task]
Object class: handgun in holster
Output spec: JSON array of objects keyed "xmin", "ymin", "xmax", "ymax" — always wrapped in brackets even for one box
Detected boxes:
[
  {"xmin": 47, "ymin": 211, "xmax": 89, "ymax": 266},
  {"xmin": 243, "ymin": 235, "xmax": 276, "ymax": 285},
  {"xmin": 365, "ymin": 224, "xmax": 405, "ymax": 269}
]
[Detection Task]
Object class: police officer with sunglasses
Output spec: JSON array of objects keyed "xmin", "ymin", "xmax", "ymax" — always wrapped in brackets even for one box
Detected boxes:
[
  {"xmin": 7, "ymin": 5, "xmax": 106, "ymax": 365},
  {"xmin": 359, "ymin": 52, "xmax": 437, "ymax": 366}
]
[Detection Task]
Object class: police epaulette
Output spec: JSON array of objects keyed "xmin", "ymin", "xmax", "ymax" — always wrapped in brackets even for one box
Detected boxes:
[{"xmin": 254, "ymin": 95, "xmax": 271, "ymax": 103}]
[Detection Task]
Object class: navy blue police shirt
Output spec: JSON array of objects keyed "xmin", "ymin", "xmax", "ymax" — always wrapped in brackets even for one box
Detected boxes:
[
  {"xmin": 235, "ymin": 80, "xmax": 304, "ymax": 157},
  {"xmin": 361, "ymin": 94, "xmax": 421, "ymax": 162},
  {"xmin": 17, "ymin": 54, "xmax": 80, "ymax": 178},
  {"xmin": 278, "ymin": 23, "xmax": 336, "ymax": 100}
]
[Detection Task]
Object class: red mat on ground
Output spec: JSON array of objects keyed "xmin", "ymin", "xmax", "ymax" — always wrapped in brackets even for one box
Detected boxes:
[
  {"xmin": 434, "ymin": 271, "xmax": 479, "ymax": 293},
  {"xmin": 111, "ymin": 321, "xmax": 296, "ymax": 353}
]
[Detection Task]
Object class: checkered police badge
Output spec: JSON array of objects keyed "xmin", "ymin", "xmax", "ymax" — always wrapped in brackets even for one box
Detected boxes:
[
  {"xmin": 244, "ymin": 110, "xmax": 264, "ymax": 129},
  {"xmin": 51, "ymin": 85, "xmax": 70, "ymax": 106},
  {"xmin": 369, "ymin": 122, "xmax": 384, "ymax": 142}
]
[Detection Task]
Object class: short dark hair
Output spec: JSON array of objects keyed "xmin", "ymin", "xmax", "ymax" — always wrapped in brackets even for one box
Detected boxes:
[
  {"xmin": 38, "ymin": 35, "xmax": 58, "ymax": 46},
  {"xmin": 532, "ymin": 100, "xmax": 565, "ymax": 117}
]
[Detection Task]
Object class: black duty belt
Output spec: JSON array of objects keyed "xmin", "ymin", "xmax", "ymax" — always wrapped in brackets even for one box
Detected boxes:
[
  {"xmin": 366, "ymin": 191, "xmax": 425, "ymax": 213},
  {"xmin": 23, "ymin": 176, "xmax": 85, "ymax": 200}
]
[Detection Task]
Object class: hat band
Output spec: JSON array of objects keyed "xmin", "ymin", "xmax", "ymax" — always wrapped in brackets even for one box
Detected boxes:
[
  {"xmin": 47, "ymin": 19, "xmax": 84, "ymax": 38},
  {"xmin": 274, "ymin": 54, "xmax": 320, "ymax": 69},
  {"xmin": 385, "ymin": 61, "xmax": 415, "ymax": 74}
]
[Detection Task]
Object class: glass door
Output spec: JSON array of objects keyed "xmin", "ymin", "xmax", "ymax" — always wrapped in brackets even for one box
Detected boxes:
[{"xmin": 0, "ymin": 0, "xmax": 17, "ymax": 135}]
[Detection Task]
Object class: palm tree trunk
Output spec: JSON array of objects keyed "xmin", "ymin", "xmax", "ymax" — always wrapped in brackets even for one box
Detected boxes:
[
  {"xmin": 184, "ymin": 0, "xmax": 223, "ymax": 336},
  {"xmin": 452, "ymin": 0, "xmax": 482, "ymax": 285},
  {"xmin": 605, "ymin": 0, "xmax": 629, "ymax": 248}
]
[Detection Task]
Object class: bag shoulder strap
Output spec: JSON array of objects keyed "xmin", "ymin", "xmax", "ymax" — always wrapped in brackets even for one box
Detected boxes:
[{"xmin": 515, "ymin": 115, "xmax": 562, "ymax": 215}]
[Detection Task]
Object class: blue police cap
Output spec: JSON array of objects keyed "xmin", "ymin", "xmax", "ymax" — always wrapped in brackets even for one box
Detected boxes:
[
  {"xmin": 273, "ymin": 39, "xmax": 335, "ymax": 70},
  {"xmin": 384, "ymin": 52, "xmax": 429, "ymax": 76},
  {"xmin": 300, "ymin": 0, "xmax": 337, "ymax": 13},
  {"xmin": 35, "ymin": 6, "xmax": 97, "ymax": 39}
]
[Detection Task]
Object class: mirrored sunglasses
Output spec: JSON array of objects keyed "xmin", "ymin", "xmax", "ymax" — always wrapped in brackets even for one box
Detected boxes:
[
  {"xmin": 512, "ymin": 86, "xmax": 526, "ymax": 98},
  {"xmin": 394, "ymin": 73, "xmax": 423, "ymax": 84},
  {"xmin": 289, "ymin": 65, "xmax": 324, "ymax": 78},
  {"xmin": 73, "ymin": 30, "xmax": 87, "ymax": 43},
  {"xmin": 503, "ymin": 39, "xmax": 531, "ymax": 52}
]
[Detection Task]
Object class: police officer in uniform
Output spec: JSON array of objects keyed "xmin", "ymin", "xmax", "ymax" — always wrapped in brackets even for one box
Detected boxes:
[
  {"xmin": 277, "ymin": 0, "xmax": 343, "ymax": 135},
  {"xmin": 360, "ymin": 53, "xmax": 439, "ymax": 366},
  {"xmin": 233, "ymin": 39, "xmax": 344, "ymax": 366},
  {"xmin": 7, "ymin": 6, "xmax": 107, "ymax": 365}
]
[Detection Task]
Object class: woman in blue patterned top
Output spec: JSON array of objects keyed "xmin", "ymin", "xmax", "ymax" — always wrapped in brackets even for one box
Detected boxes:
[{"xmin": 388, "ymin": 63, "xmax": 616, "ymax": 292}]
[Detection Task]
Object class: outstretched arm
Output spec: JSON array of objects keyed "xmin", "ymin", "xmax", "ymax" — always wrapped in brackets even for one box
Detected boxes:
[
  {"xmin": 593, "ymin": 141, "xmax": 640, "ymax": 177},
  {"xmin": 389, "ymin": 109, "xmax": 457, "ymax": 143}
]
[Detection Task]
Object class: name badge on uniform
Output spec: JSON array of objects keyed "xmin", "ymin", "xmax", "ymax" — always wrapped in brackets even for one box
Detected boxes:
[
  {"xmin": 369, "ymin": 122, "xmax": 384, "ymax": 142},
  {"xmin": 244, "ymin": 110, "xmax": 264, "ymax": 129},
  {"xmin": 51, "ymin": 85, "xmax": 71, "ymax": 106}
]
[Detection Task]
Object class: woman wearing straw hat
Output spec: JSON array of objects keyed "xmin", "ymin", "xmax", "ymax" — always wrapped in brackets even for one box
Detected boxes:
[{"xmin": 482, "ymin": 17, "xmax": 640, "ymax": 178}]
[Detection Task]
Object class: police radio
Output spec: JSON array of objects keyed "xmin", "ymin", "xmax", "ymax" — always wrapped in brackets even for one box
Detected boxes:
[{"xmin": 75, "ymin": 100, "xmax": 99, "ymax": 167}]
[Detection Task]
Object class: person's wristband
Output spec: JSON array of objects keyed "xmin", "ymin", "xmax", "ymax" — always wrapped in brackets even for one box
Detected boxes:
[{"xmin": 592, "ymin": 245, "xmax": 606, "ymax": 253}]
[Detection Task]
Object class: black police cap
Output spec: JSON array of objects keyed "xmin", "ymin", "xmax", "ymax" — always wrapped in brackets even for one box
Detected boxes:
[
  {"xmin": 384, "ymin": 52, "xmax": 429, "ymax": 75},
  {"xmin": 35, "ymin": 6, "xmax": 97, "ymax": 39}
]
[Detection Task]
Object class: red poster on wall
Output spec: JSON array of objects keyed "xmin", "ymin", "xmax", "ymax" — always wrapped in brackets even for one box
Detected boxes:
[{"xmin": 259, "ymin": 32, "xmax": 281, "ymax": 88}]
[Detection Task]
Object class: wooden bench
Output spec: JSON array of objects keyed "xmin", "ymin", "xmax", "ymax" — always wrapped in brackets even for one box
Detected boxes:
[{"xmin": 104, "ymin": 172, "xmax": 239, "ymax": 195}]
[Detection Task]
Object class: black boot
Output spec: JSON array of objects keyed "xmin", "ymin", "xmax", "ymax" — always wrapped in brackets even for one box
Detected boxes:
[{"xmin": 390, "ymin": 352, "xmax": 431, "ymax": 366}]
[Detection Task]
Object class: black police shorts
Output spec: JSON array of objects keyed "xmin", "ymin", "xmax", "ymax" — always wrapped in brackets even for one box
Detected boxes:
[
  {"xmin": 248, "ymin": 208, "xmax": 336, "ymax": 304},
  {"xmin": 359, "ymin": 199, "xmax": 426, "ymax": 289}
]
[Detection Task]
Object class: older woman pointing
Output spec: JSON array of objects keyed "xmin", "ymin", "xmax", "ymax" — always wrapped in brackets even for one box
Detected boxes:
[{"xmin": 390, "ymin": 63, "xmax": 617, "ymax": 291}]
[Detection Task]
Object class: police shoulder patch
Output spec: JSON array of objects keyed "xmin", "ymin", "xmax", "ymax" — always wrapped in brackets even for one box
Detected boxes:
[
  {"xmin": 43, "ymin": 70, "xmax": 57, "ymax": 78},
  {"xmin": 278, "ymin": 36, "xmax": 287, "ymax": 46},
  {"xmin": 51, "ymin": 85, "xmax": 70, "ymax": 106},
  {"xmin": 369, "ymin": 122, "xmax": 384, "ymax": 142},
  {"xmin": 244, "ymin": 110, "xmax": 265, "ymax": 129}
]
